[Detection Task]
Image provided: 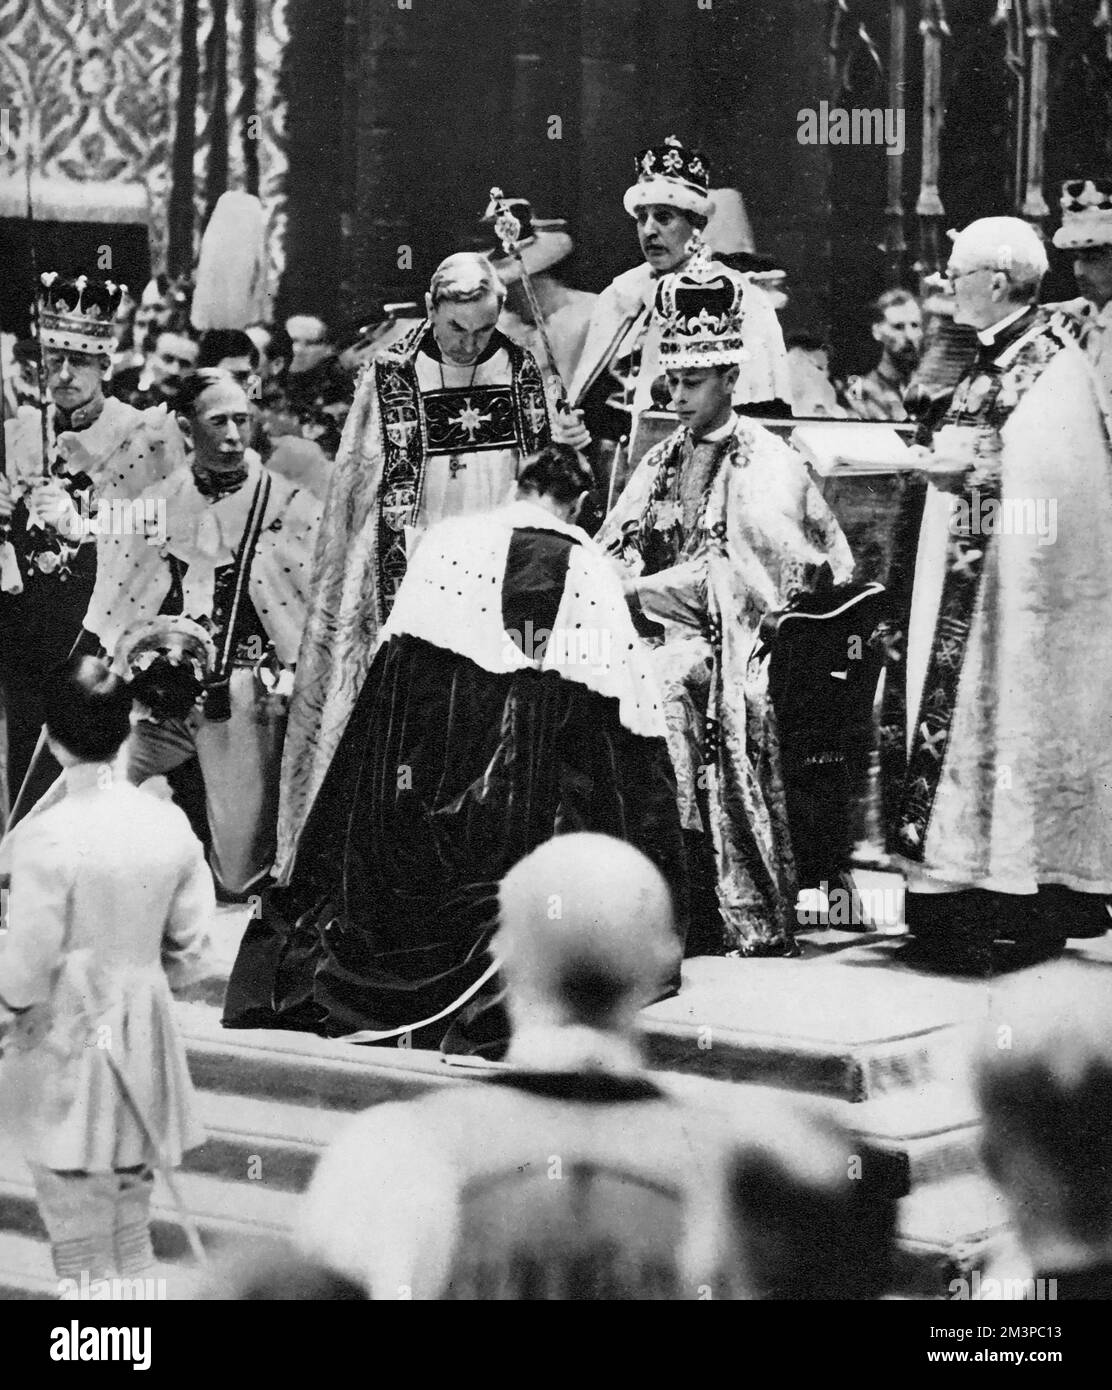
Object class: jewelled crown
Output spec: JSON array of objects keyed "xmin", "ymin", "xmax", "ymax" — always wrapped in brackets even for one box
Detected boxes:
[
  {"xmin": 36, "ymin": 272, "xmax": 125, "ymax": 356},
  {"xmin": 623, "ymin": 135, "xmax": 713, "ymax": 219},
  {"xmin": 1052, "ymin": 177, "xmax": 1112, "ymax": 251},
  {"xmin": 654, "ymin": 250, "xmax": 749, "ymax": 370}
]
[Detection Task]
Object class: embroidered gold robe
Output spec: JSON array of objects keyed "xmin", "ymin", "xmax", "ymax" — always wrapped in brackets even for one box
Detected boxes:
[{"xmin": 599, "ymin": 416, "xmax": 853, "ymax": 951}]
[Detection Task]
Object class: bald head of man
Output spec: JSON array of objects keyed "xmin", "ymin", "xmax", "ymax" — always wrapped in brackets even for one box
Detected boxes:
[{"xmin": 495, "ymin": 833, "xmax": 681, "ymax": 1037}]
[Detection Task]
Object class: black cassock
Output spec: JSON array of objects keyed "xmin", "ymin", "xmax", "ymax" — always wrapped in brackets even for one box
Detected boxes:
[{"xmin": 224, "ymin": 519, "xmax": 687, "ymax": 1056}]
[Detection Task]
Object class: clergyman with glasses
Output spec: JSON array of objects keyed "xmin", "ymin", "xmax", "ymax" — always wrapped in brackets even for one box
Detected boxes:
[{"xmin": 879, "ymin": 217, "xmax": 1112, "ymax": 973}]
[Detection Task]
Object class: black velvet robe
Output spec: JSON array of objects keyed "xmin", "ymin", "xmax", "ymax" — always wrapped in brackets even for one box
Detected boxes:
[{"xmin": 224, "ymin": 524, "xmax": 687, "ymax": 1055}]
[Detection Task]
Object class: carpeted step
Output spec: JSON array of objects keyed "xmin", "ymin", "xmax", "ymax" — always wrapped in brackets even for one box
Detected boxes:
[
  {"xmin": 178, "ymin": 999, "xmax": 491, "ymax": 1111},
  {"xmin": 186, "ymin": 1091, "xmax": 345, "ymax": 1192},
  {"xmin": 642, "ymin": 952, "xmax": 977, "ymax": 1101},
  {"xmin": 890, "ymin": 1172, "xmax": 1013, "ymax": 1299}
]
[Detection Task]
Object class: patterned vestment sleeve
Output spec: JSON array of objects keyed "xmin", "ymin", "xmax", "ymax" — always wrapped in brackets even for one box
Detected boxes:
[{"xmin": 275, "ymin": 362, "xmax": 388, "ymax": 877}]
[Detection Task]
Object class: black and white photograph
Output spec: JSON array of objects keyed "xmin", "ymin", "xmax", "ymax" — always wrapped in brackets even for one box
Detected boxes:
[{"xmin": 0, "ymin": 0, "xmax": 1109, "ymax": 1344}]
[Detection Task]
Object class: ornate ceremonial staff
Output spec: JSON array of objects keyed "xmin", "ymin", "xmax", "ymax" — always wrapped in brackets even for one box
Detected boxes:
[
  {"xmin": 916, "ymin": 0, "xmax": 951, "ymax": 278},
  {"xmin": 488, "ymin": 187, "xmax": 570, "ymax": 411}
]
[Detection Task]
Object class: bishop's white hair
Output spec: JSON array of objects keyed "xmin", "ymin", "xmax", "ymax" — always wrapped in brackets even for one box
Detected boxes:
[{"xmin": 947, "ymin": 216, "xmax": 1049, "ymax": 300}]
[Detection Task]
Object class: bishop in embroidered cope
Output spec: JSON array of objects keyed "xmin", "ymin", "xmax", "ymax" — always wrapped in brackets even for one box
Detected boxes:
[
  {"xmin": 276, "ymin": 254, "xmax": 566, "ymax": 880},
  {"xmin": 880, "ymin": 217, "xmax": 1112, "ymax": 961}
]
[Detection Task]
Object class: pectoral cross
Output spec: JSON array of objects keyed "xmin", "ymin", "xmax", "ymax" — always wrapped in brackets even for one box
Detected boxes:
[{"xmin": 448, "ymin": 455, "xmax": 467, "ymax": 479}]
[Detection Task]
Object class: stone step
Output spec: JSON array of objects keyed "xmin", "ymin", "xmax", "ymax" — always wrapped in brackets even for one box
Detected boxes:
[
  {"xmin": 199, "ymin": 1059, "xmax": 984, "ymax": 1197},
  {"xmin": 851, "ymin": 1083, "xmax": 982, "ymax": 1190},
  {"xmin": 11, "ymin": 901, "xmax": 1096, "ymax": 1300},
  {"xmin": 184, "ymin": 998, "xmax": 988, "ymax": 1191},
  {"xmin": 179, "ymin": 999, "xmax": 494, "ymax": 1112},
  {"xmin": 0, "ymin": 1142, "xmax": 1005, "ymax": 1301},
  {"xmin": 184, "ymin": 982, "xmax": 990, "ymax": 1188},
  {"xmin": 191, "ymin": 901, "xmax": 974, "ymax": 1107},
  {"xmin": 0, "ymin": 1166, "xmax": 294, "ymax": 1264},
  {"xmin": 642, "ymin": 951, "xmax": 977, "ymax": 1102},
  {"xmin": 0, "ymin": 1038, "xmax": 1000, "ymax": 1300},
  {"xmin": 183, "ymin": 1090, "xmax": 343, "ymax": 1194},
  {"xmin": 187, "ymin": 952, "xmax": 981, "ymax": 1111},
  {"xmin": 197, "ymin": 898, "xmax": 1102, "ymax": 1114},
  {"xmin": 891, "ymin": 1173, "xmax": 1013, "ymax": 1299}
]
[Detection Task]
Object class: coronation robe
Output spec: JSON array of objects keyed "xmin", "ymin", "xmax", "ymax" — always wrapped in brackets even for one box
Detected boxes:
[
  {"xmin": 880, "ymin": 307, "xmax": 1112, "ymax": 915},
  {"xmin": 599, "ymin": 415, "xmax": 853, "ymax": 953},
  {"xmin": 275, "ymin": 323, "xmax": 551, "ymax": 882},
  {"xmin": 223, "ymin": 500, "xmax": 685, "ymax": 1051}
]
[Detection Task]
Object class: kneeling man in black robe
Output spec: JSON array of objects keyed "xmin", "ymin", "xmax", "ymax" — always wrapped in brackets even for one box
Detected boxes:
[{"xmin": 224, "ymin": 444, "xmax": 686, "ymax": 1053}]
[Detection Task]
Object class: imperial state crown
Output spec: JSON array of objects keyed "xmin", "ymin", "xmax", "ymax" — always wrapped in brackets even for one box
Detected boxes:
[{"xmin": 654, "ymin": 250, "xmax": 750, "ymax": 369}]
